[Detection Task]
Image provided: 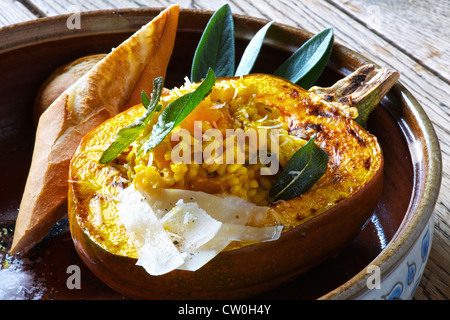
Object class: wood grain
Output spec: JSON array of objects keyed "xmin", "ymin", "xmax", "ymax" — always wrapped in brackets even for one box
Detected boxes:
[
  {"xmin": 1, "ymin": 0, "xmax": 448, "ymax": 300},
  {"xmin": 0, "ymin": 0, "xmax": 37, "ymax": 26},
  {"xmin": 329, "ymin": 0, "xmax": 450, "ymax": 83}
]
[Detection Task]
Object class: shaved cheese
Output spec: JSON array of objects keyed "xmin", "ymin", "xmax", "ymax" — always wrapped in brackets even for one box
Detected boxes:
[
  {"xmin": 210, "ymin": 102, "xmax": 226, "ymax": 109},
  {"xmin": 177, "ymin": 230, "xmax": 231, "ymax": 271},
  {"xmin": 160, "ymin": 200, "xmax": 222, "ymax": 252},
  {"xmin": 257, "ymin": 123, "xmax": 284, "ymax": 129},
  {"xmin": 90, "ymin": 197, "xmax": 102, "ymax": 226},
  {"xmin": 117, "ymin": 186, "xmax": 184, "ymax": 275},
  {"xmin": 216, "ymin": 223, "xmax": 283, "ymax": 242},
  {"xmin": 68, "ymin": 179, "xmax": 84, "ymax": 184},
  {"xmin": 178, "ymin": 223, "xmax": 282, "ymax": 271},
  {"xmin": 256, "ymin": 115, "xmax": 269, "ymax": 122},
  {"xmin": 117, "ymin": 185, "xmax": 283, "ymax": 275},
  {"xmin": 140, "ymin": 187, "xmax": 269, "ymax": 225}
]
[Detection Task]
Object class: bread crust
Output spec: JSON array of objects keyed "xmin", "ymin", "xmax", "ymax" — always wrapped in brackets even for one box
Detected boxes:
[
  {"xmin": 10, "ymin": 4, "xmax": 180, "ymax": 254},
  {"xmin": 33, "ymin": 54, "xmax": 107, "ymax": 125}
]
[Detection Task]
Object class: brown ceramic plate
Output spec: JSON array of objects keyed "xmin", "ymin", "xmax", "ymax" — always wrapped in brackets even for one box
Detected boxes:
[{"xmin": 0, "ymin": 8, "xmax": 441, "ymax": 300}]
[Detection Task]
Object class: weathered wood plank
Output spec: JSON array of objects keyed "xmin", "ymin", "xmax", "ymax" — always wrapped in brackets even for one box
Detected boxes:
[
  {"xmin": 328, "ymin": 0, "xmax": 450, "ymax": 83},
  {"xmin": 28, "ymin": 0, "xmax": 140, "ymax": 15},
  {"xmin": 0, "ymin": 0, "xmax": 39, "ymax": 27},
  {"xmin": 28, "ymin": 0, "xmax": 205, "ymax": 15}
]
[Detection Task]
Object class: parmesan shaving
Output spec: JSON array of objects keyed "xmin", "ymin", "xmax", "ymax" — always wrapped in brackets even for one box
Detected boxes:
[
  {"xmin": 68, "ymin": 179, "xmax": 83, "ymax": 184},
  {"xmin": 117, "ymin": 186, "xmax": 185, "ymax": 275},
  {"xmin": 141, "ymin": 187, "xmax": 268, "ymax": 224},
  {"xmin": 256, "ymin": 115, "xmax": 268, "ymax": 122},
  {"xmin": 210, "ymin": 102, "xmax": 226, "ymax": 109},
  {"xmin": 160, "ymin": 200, "xmax": 222, "ymax": 252},
  {"xmin": 257, "ymin": 123, "xmax": 284, "ymax": 129},
  {"xmin": 177, "ymin": 222, "xmax": 282, "ymax": 271},
  {"xmin": 90, "ymin": 197, "xmax": 103, "ymax": 226},
  {"xmin": 117, "ymin": 185, "xmax": 283, "ymax": 275}
]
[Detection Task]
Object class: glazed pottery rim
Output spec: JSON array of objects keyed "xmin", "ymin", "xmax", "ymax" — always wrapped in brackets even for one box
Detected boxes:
[
  {"xmin": 0, "ymin": 8, "xmax": 443, "ymax": 300},
  {"xmin": 321, "ymin": 80, "xmax": 442, "ymax": 299}
]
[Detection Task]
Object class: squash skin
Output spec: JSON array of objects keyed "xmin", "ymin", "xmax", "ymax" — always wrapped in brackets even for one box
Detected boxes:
[{"xmin": 68, "ymin": 74, "xmax": 383, "ymax": 299}]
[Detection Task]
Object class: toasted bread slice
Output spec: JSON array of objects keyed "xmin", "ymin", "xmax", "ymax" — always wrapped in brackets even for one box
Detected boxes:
[
  {"xmin": 33, "ymin": 54, "xmax": 107, "ymax": 125},
  {"xmin": 10, "ymin": 4, "xmax": 179, "ymax": 254}
]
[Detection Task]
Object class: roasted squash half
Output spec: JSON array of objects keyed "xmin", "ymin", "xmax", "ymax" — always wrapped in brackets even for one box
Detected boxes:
[{"xmin": 68, "ymin": 73, "xmax": 384, "ymax": 299}]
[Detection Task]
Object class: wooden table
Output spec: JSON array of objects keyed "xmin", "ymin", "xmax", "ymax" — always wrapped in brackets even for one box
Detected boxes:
[{"xmin": 1, "ymin": 0, "xmax": 448, "ymax": 300}]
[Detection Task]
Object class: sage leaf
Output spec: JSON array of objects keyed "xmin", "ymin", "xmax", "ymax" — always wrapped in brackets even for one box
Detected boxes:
[
  {"xmin": 274, "ymin": 27, "xmax": 334, "ymax": 89},
  {"xmin": 191, "ymin": 4, "xmax": 235, "ymax": 82},
  {"xmin": 235, "ymin": 21, "xmax": 274, "ymax": 77},
  {"xmin": 143, "ymin": 68, "xmax": 216, "ymax": 153},
  {"xmin": 99, "ymin": 77, "xmax": 164, "ymax": 164},
  {"xmin": 269, "ymin": 134, "xmax": 328, "ymax": 201}
]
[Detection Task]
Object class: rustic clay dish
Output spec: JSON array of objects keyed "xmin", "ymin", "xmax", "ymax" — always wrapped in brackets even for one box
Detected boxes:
[{"xmin": 0, "ymin": 8, "xmax": 441, "ymax": 300}]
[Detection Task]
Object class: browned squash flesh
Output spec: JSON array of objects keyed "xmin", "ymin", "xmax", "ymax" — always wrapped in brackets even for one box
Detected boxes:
[{"xmin": 68, "ymin": 73, "xmax": 384, "ymax": 299}]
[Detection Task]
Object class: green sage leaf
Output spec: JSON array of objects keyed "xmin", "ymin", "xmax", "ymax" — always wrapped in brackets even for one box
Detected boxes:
[
  {"xmin": 143, "ymin": 68, "xmax": 216, "ymax": 153},
  {"xmin": 99, "ymin": 77, "xmax": 164, "ymax": 164},
  {"xmin": 269, "ymin": 134, "xmax": 328, "ymax": 201},
  {"xmin": 191, "ymin": 4, "xmax": 235, "ymax": 82},
  {"xmin": 274, "ymin": 27, "xmax": 334, "ymax": 89},
  {"xmin": 235, "ymin": 21, "xmax": 274, "ymax": 77}
]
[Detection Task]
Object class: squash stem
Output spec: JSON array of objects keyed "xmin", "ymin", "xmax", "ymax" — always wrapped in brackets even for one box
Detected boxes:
[{"xmin": 311, "ymin": 64, "xmax": 399, "ymax": 127}]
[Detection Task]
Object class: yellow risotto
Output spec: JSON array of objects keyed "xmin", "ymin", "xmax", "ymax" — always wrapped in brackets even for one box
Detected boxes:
[{"xmin": 114, "ymin": 77, "xmax": 307, "ymax": 206}]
